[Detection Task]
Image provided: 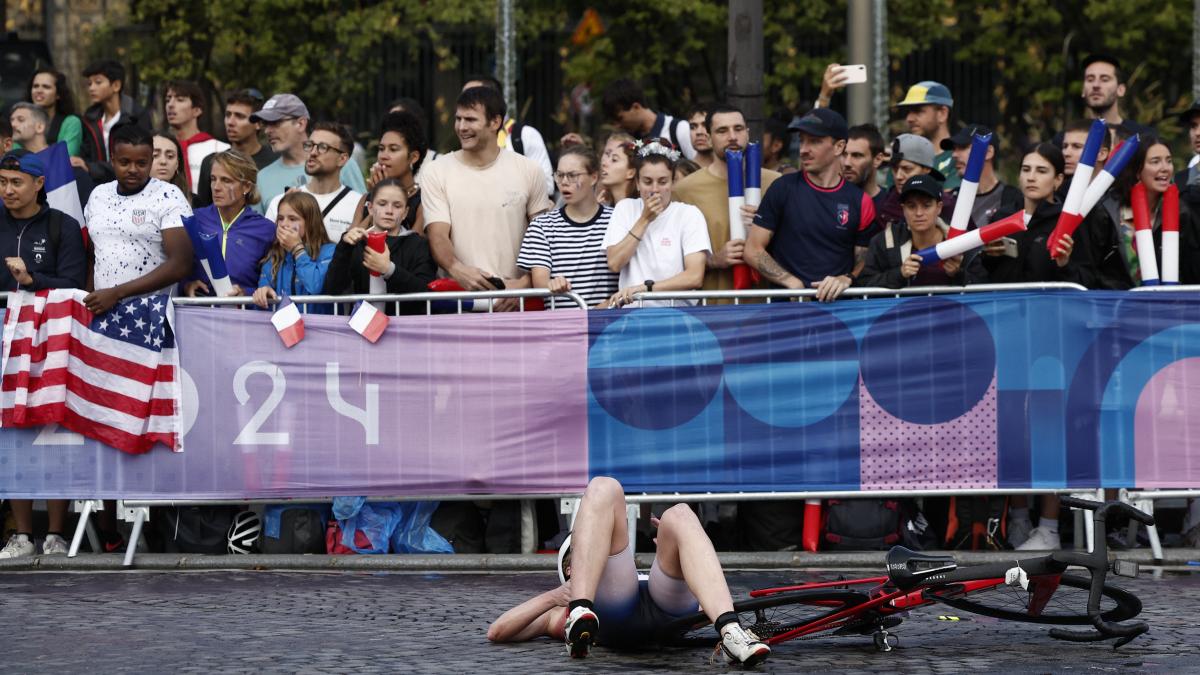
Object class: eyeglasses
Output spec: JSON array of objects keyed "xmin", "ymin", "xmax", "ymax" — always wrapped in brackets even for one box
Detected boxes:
[
  {"xmin": 302, "ymin": 141, "xmax": 347, "ymax": 155},
  {"xmin": 554, "ymin": 171, "xmax": 588, "ymax": 184},
  {"xmin": 242, "ymin": 88, "xmax": 265, "ymax": 103}
]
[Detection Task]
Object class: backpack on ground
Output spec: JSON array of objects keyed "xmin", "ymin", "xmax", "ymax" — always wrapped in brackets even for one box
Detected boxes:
[
  {"xmin": 260, "ymin": 505, "xmax": 328, "ymax": 554},
  {"xmin": 153, "ymin": 505, "xmax": 240, "ymax": 554},
  {"xmin": 944, "ymin": 496, "xmax": 1009, "ymax": 550},
  {"xmin": 820, "ymin": 498, "xmax": 904, "ymax": 550}
]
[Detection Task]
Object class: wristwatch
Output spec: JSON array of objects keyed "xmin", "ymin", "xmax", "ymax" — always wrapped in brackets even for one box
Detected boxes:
[{"xmin": 644, "ymin": 279, "xmax": 655, "ymax": 292}]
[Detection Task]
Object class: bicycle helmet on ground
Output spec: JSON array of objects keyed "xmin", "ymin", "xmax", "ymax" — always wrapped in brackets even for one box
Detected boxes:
[{"xmin": 227, "ymin": 510, "xmax": 262, "ymax": 554}]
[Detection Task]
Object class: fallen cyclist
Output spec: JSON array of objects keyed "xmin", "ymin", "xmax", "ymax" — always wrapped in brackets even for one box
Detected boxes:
[{"xmin": 487, "ymin": 476, "xmax": 770, "ymax": 666}]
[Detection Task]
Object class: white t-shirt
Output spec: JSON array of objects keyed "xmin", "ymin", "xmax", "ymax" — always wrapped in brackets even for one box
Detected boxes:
[
  {"xmin": 264, "ymin": 183, "xmax": 364, "ymax": 242},
  {"xmin": 101, "ymin": 112, "xmax": 122, "ymax": 156},
  {"xmin": 85, "ymin": 178, "xmax": 193, "ymax": 293},
  {"xmin": 184, "ymin": 138, "xmax": 230, "ymax": 194},
  {"xmin": 603, "ymin": 198, "xmax": 711, "ymax": 307}
]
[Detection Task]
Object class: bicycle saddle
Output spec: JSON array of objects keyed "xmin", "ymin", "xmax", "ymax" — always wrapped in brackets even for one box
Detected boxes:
[{"xmin": 886, "ymin": 546, "xmax": 957, "ymax": 589}]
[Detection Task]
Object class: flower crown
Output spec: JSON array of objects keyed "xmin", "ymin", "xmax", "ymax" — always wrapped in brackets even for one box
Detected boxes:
[{"xmin": 632, "ymin": 138, "xmax": 681, "ymax": 163}]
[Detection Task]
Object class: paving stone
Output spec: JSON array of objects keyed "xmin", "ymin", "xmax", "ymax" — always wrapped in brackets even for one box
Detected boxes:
[{"xmin": 0, "ymin": 570, "xmax": 1195, "ymax": 673}]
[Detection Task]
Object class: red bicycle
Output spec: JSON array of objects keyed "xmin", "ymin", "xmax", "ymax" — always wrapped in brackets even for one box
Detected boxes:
[{"xmin": 656, "ymin": 497, "xmax": 1150, "ymax": 651}]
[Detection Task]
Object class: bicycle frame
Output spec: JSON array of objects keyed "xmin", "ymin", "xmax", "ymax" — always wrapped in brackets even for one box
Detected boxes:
[{"xmin": 741, "ymin": 498, "xmax": 1153, "ymax": 648}]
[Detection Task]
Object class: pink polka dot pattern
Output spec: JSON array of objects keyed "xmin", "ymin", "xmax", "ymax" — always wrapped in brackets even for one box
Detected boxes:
[{"xmin": 858, "ymin": 373, "xmax": 998, "ymax": 490}]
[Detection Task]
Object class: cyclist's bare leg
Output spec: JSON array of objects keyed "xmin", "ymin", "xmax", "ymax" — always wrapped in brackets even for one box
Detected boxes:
[
  {"xmin": 569, "ymin": 476, "xmax": 630, "ymax": 602},
  {"xmin": 651, "ymin": 503, "xmax": 734, "ymax": 621}
]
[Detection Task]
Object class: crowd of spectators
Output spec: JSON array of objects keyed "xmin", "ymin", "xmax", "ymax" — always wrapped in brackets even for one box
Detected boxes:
[{"xmin": 2, "ymin": 51, "xmax": 1199, "ymax": 559}]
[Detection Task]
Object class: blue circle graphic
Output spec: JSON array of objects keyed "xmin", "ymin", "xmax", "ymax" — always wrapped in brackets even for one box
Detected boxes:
[
  {"xmin": 859, "ymin": 297, "xmax": 995, "ymax": 424},
  {"xmin": 715, "ymin": 304, "xmax": 860, "ymax": 427},
  {"xmin": 589, "ymin": 308, "xmax": 724, "ymax": 430}
]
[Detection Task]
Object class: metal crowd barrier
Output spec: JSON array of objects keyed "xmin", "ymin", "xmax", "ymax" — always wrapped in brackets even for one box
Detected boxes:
[
  {"xmin": 616, "ymin": 282, "xmax": 1192, "ymax": 559},
  {"xmin": 628, "ymin": 281, "xmax": 1089, "ymax": 306},
  {"xmin": 47, "ymin": 282, "xmax": 1200, "ymax": 562},
  {"xmin": 73, "ymin": 289, "xmax": 588, "ymax": 565}
]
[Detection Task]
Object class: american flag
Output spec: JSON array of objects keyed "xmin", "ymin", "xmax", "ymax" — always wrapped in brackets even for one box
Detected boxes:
[{"xmin": 0, "ymin": 289, "xmax": 181, "ymax": 454}]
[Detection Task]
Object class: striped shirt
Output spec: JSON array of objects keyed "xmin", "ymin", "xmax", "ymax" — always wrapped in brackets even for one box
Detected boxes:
[{"xmin": 517, "ymin": 205, "xmax": 617, "ymax": 308}]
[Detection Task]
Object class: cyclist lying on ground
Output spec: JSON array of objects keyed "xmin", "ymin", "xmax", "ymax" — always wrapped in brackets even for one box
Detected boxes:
[{"xmin": 487, "ymin": 476, "xmax": 770, "ymax": 666}]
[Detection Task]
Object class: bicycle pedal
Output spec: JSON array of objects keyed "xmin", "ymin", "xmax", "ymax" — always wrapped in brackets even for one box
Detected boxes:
[{"xmin": 1112, "ymin": 559, "xmax": 1139, "ymax": 578}]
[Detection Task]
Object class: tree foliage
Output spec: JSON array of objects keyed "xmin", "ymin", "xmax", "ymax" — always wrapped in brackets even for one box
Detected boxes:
[
  {"xmin": 92, "ymin": 0, "xmax": 1196, "ymax": 155},
  {"xmin": 93, "ymin": 0, "xmax": 498, "ymax": 117}
]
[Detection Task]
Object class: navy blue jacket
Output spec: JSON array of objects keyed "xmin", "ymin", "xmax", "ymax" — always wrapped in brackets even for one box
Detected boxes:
[{"xmin": 0, "ymin": 204, "xmax": 87, "ymax": 291}]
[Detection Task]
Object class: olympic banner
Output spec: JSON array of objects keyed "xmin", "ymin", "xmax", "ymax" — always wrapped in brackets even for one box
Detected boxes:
[
  {"xmin": 2, "ymin": 291, "xmax": 1200, "ymax": 499},
  {"xmin": 587, "ymin": 290, "xmax": 1200, "ymax": 493},
  {"xmin": 0, "ymin": 307, "xmax": 589, "ymax": 499}
]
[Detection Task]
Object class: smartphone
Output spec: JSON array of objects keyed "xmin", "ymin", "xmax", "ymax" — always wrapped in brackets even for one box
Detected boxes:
[
  {"xmin": 837, "ymin": 64, "xmax": 868, "ymax": 85},
  {"xmin": 487, "ymin": 276, "xmax": 506, "ymax": 290},
  {"xmin": 1001, "ymin": 237, "xmax": 1019, "ymax": 258}
]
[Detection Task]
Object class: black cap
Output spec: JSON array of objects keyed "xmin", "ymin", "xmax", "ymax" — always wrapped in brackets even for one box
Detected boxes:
[
  {"xmin": 788, "ymin": 108, "xmax": 848, "ymax": 141},
  {"xmin": 940, "ymin": 123, "xmax": 999, "ymax": 152},
  {"xmin": 900, "ymin": 174, "xmax": 943, "ymax": 202}
]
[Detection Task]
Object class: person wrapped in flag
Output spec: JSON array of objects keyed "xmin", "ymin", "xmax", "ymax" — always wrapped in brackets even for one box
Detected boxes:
[
  {"xmin": 0, "ymin": 150, "xmax": 88, "ymax": 561},
  {"xmin": 251, "ymin": 191, "xmax": 334, "ymax": 313},
  {"xmin": 181, "ymin": 150, "xmax": 274, "ymax": 298},
  {"xmin": 323, "ymin": 179, "xmax": 436, "ymax": 315},
  {"xmin": 856, "ymin": 174, "xmax": 985, "ymax": 288},
  {"xmin": 1070, "ymin": 135, "xmax": 1200, "ymax": 289}
]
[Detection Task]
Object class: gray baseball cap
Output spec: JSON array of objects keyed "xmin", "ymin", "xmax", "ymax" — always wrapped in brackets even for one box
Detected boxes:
[
  {"xmin": 250, "ymin": 94, "xmax": 309, "ymax": 123},
  {"xmin": 891, "ymin": 133, "xmax": 945, "ymax": 181}
]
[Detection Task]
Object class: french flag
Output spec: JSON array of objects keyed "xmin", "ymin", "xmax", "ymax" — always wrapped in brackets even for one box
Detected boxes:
[
  {"xmin": 348, "ymin": 300, "xmax": 389, "ymax": 343},
  {"xmin": 198, "ymin": 231, "xmax": 234, "ymax": 297},
  {"xmin": 35, "ymin": 142, "xmax": 85, "ymax": 242},
  {"xmin": 270, "ymin": 297, "xmax": 305, "ymax": 348}
]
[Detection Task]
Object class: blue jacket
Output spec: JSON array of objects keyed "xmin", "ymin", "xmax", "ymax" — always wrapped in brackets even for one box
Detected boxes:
[
  {"xmin": 183, "ymin": 205, "xmax": 276, "ymax": 292},
  {"xmin": 258, "ymin": 242, "xmax": 336, "ymax": 315}
]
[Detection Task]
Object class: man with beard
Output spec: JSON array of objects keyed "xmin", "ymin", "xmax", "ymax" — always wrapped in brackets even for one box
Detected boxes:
[
  {"xmin": 746, "ymin": 108, "xmax": 876, "ymax": 305},
  {"xmin": 263, "ymin": 122, "xmax": 363, "ymax": 241},
  {"xmin": 1080, "ymin": 54, "xmax": 1136, "ymax": 133},
  {"xmin": 895, "ymin": 81, "xmax": 959, "ymax": 190},
  {"xmin": 252, "ymin": 93, "xmax": 366, "ymax": 210},
  {"xmin": 674, "ymin": 103, "xmax": 780, "ymax": 292},
  {"xmin": 843, "ymin": 123, "xmax": 886, "ymax": 202}
]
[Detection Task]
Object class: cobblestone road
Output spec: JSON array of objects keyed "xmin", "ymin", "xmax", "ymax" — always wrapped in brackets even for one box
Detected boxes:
[{"xmin": 0, "ymin": 569, "xmax": 1196, "ymax": 673}]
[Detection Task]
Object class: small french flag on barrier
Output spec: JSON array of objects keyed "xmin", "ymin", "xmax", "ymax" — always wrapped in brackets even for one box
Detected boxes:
[
  {"xmin": 270, "ymin": 297, "xmax": 305, "ymax": 348},
  {"xmin": 348, "ymin": 300, "xmax": 389, "ymax": 343}
]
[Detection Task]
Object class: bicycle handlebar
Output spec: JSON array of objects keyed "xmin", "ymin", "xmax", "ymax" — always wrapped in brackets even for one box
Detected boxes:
[
  {"xmin": 1046, "ymin": 498, "xmax": 1154, "ymax": 648},
  {"xmin": 1057, "ymin": 496, "xmax": 1155, "ymax": 526}
]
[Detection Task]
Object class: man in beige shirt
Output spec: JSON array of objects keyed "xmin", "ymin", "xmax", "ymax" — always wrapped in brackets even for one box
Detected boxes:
[
  {"xmin": 424, "ymin": 85, "xmax": 551, "ymax": 311},
  {"xmin": 674, "ymin": 103, "xmax": 780, "ymax": 293}
]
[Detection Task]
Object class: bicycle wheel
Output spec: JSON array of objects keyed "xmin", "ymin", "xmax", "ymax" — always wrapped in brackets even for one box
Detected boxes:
[
  {"xmin": 927, "ymin": 573, "xmax": 1141, "ymax": 625},
  {"xmin": 655, "ymin": 590, "xmax": 870, "ymax": 647}
]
